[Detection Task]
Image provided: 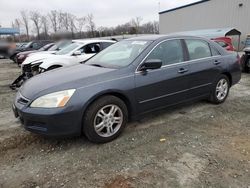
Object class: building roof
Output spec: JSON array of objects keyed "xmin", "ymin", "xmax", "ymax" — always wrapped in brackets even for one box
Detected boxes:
[
  {"xmin": 173, "ymin": 28, "xmax": 241, "ymax": 38},
  {"xmin": 0, "ymin": 28, "xmax": 20, "ymax": 35},
  {"xmin": 159, "ymin": 0, "xmax": 210, "ymax": 14}
]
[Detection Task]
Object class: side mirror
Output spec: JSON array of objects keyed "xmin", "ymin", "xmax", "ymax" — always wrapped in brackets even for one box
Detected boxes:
[
  {"xmin": 73, "ymin": 50, "xmax": 81, "ymax": 56},
  {"xmin": 139, "ymin": 59, "xmax": 162, "ymax": 71}
]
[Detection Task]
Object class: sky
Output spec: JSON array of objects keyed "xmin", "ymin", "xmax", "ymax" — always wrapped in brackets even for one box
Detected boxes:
[{"xmin": 0, "ymin": 0, "xmax": 199, "ymax": 28}]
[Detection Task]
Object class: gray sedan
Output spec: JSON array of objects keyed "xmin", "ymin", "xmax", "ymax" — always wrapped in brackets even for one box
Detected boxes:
[{"xmin": 13, "ymin": 35, "xmax": 241, "ymax": 143}]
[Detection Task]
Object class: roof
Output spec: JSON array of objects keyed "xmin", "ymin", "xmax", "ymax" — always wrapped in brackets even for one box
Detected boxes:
[
  {"xmin": 173, "ymin": 28, "xmax": 241, "ymax": 38},
  {"xmin": 0, "ymin": 28, "xmax": 20, "ymax": 35},
  {"xmin": 72, "ymin": 39, "xmax": 116, "ymax": 43},
  {"xmin": 126, "ymin": 35, "xmax": 167, "ymax": 41},
  {"xmin": 159, "ymin": 0, "xmax": 210, "ymax": 14}
]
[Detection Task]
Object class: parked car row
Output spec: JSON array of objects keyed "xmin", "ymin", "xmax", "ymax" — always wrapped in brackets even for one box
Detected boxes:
[
  {"xmin": 10, "ymin": 39, "xmax": 116, "ymax": 89},
  {"xmin": 12, "ymin": 35, "xmax": 241, "ymax": 143}
]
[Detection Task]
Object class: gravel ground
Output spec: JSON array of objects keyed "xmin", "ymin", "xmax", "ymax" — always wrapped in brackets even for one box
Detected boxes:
[{"xmin": 0, "ymin": 59, "xmax": 250, "ymax": 188}]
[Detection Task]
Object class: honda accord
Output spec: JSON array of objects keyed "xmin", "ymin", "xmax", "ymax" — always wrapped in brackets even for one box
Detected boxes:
[{"xmin": 13, "ymin": 35, "xmax": 241, "ymax": 143}]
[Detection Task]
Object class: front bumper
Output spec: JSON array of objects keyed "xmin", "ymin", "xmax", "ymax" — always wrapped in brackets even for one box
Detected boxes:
[{"xmin": 13, "ymin": 94, "xmax": 83, "ymax": 137}]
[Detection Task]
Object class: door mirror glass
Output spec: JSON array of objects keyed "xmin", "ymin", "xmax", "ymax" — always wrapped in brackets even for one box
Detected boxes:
[
  {"xmin": 139, "ymin": 59, "xmax": 162, "ymax": 71},
  {"xmin": 73, "ymin": 50, "xmax": 81, "ymax": 56}
]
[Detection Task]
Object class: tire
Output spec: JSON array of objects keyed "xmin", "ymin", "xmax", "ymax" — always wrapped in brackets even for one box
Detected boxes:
[
  {"xmin": 246, "ymin": 59, "xmax": 250, "ymax": 73},
  {"xmin": 83, "ymin": 95, "xmax": 128, "ymax": 143},
  {"xmin": 241, "ymin": 54, "xmax": 247, "ymax": 72},
  {"xmin": 209, "ymin": 75, "xmax": 230, "ymax": 104}
]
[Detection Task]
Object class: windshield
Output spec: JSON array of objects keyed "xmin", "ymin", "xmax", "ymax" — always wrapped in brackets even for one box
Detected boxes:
[
  {"xmin": 23, "ymin": 42, "xmax": 32, "ymax": 48},
  {"xmin": 49, "ymin": 41, "xmax": 72, "ymax": 51},
  {"xmin": 38, "ymin": 43, "xmax": 53, "ymax": 51},
  {"xmin": 246, "ymin": 38, "xmax": 250, "ymax": 46},
  {"xmin": 55, "ymin": 42, "xmax": 81, "ymax": 55},
  {"xmin": 86, "ymin": 40, "xmax": 151, "ymax": 68}
]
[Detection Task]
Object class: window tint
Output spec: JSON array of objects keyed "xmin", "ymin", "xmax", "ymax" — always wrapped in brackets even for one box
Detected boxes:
[
  {"xmin": 31, "ymin": 42, "xmax": 39, "ymax": 49},
  {"xmin": 210, "ymin": 45, "xmax": 221, "ymax": 56},
  {"xmin": 146, "ymin": 39, "xmax": 184, "ymax": 66},
  {"xmin": 102, "ymin": 42, "xmax": 114, "ymax": 49},
  {"xmin": 217, "ymin": 41, "xmax": 229, "ymax": 48},
  {"xmin": 185, "ymin": 39, "xmax": 211, "ymax": 60},
  {"xmin": 82, "ymin": 43, "xmax": 101, "ymax": 54}
]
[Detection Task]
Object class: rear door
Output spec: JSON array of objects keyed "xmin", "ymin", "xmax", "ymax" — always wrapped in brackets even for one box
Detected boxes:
[
  {"xmin": 184, "ymin": 39, "xmax": 224, "ymax": 98},
  {"xmin": 135, "ymin": 39, "xmax": 190, "ymax": 113}
]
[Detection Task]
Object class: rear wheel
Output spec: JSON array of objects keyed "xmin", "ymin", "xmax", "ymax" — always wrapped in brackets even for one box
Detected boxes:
[
  {"xmin": 83, "ymin": 95, "xmax": 128, "ymax": 143},
  {"xmin": 209, "ymin": 75, "xmax": 230, "ymax": 104}
]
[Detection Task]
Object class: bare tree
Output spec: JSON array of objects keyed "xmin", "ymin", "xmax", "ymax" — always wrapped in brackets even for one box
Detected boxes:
[
  {"xmin": 41, "ymin": 15, "xmax": 49, "ymax": 38},
  {"xmin": 68, "ymin": 14, "xmax": 76, "ymax": 38},
  {"xmin": 153, "ymin": 21, "xmax": 159, "ymax": 34},
  {"xmin": 20, "ymin": 11, "xmax": 30, "ymax": 40},
  {"xmin": 131, "ymin": 16, "xmax": 143, "ymax": 34},
  {"xmin": 76, "ymin": 17, "xmax": 86, "ymax": 38},
  {"xmin": 61, "ymin": 12, "xmax": 70, "ymax": 31},
  {"xmin": 86, "ymin": 14, "xmax": 96, "ymax": 37},
  {"xmin": 49, "ymin": 10, "xmax": 58, "ymax": 33},
  {"xmin": 30, "ymin": 11, "xmax": 41, "ymax": 39}
]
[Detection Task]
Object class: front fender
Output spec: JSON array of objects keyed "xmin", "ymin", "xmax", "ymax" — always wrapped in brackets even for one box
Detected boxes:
[{"xmin": 39, "ymin": 61, "xmax": 66, "ymax": 70}]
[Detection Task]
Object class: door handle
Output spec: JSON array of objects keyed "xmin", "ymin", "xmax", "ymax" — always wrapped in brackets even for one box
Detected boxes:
[
  {"xmin": 178, "ymin": 68, "xmax": 188, "ymax": 74},
  {"xmin": 214, "ymin": 60, "xmax": 221, "ymax": 65}
]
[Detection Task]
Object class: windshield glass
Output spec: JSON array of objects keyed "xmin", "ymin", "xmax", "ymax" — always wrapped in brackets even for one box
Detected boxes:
[
  {"xmin": 246, "ymin": 38, "xmax": 250, "ymax": 46},
  {"xmin": 38, "ymin": 43, "xmax": 52, "ymax": 51},
  {"xmin": 23, "ymin": 42, "xmax": 32, "ymax": 48},
  {"xmin": 49, "ymin": 41, "xmax": 72, "ymax": 51},
  {"xmin": 55, "ymin": 42, "xmax": 81, "ymax": 55},
  {"xmin": 86, "ymin": 40, "xmax": 151, "ymax": 68}
]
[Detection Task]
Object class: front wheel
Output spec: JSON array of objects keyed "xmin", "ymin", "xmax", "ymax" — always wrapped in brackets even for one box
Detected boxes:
[
  {"xmin": 209, "ymin": 75, "xmax": 230, "ymax": 104},
  {"xmin": 83, "ymin": 95, "xmax": 128, "ymax": 143}
]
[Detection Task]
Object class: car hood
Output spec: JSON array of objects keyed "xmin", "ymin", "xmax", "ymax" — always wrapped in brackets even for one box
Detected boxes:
[
  {"xmin": 22, "ymin": 53, "xmax": 56, "ymax": 65},
  {"xmin": 18, "ymin": 50, "xmax": 37, "ymax": 56},
  {"xmin": 20, "ymin": 64, "xmax": 116, "ymax": 99}
]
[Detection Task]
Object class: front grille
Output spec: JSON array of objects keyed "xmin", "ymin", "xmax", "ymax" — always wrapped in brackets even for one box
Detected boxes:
[{"xmin": 22, "ymin": 64, "xmax": 32, "ymax": 73}]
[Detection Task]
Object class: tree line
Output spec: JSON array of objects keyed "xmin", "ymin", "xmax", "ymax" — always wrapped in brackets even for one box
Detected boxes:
[{"xmin": 11, "ymin": 10, "xmax": 159, "ymax": 41}]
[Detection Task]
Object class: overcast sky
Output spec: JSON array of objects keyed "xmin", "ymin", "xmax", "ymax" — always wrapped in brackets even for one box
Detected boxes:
[{"xmin": 0, "ymin": 0, "xmax": 198, "ymax": 28}]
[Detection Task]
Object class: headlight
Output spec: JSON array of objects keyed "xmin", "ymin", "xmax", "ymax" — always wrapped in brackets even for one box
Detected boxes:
[
  {"xmin": 18, "ymin": 54, "xmax": 25, "ymax": 59},
  {"xmin": 30, "ymin": 89, "xmax": 76, "ymax": 108}
]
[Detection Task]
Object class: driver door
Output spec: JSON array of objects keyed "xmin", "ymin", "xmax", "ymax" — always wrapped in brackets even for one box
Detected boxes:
[{"xmin": 135, "ymin": 39, "xmax": 190, "ymax": 114}]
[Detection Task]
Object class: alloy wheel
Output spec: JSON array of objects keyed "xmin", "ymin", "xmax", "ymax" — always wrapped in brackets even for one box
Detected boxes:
[
  {"xmin": 94, "ymin": 104, "xmax": 123, "ymax": 138},
  {"xmin": 216, "ymin": 78, "xmax": 228, "ymax": 101}
]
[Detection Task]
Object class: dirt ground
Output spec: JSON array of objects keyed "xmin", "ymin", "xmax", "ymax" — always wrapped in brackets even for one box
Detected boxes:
[{"xmin": 0, "ymin": 59, "xmax": 250, "ymax": 188}]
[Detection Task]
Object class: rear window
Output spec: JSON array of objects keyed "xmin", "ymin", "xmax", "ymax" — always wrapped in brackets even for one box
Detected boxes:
[
  {"xmin": 185, "ymin": 39, "xmax": 211, "ymax": 60},
  {"xmin": 210, "ymin": 45, "xmax": 221, "ymax": 56}
]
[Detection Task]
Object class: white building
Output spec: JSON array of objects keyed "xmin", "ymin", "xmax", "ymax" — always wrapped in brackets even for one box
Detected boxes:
[{"xmin": 159, "ymin": 0, "xmax": 250, "ymax": 47}]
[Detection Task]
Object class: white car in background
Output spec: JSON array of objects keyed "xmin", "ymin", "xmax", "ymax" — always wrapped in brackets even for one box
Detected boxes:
[{"xmin": 21, "ymin": 39, "xmax": 115, "ymax": 75}]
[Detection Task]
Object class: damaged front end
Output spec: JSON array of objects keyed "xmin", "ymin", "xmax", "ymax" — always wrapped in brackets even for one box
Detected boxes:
[{"xmin": 10, "ymin": 62, "xmax": 42, "ymax": 90}]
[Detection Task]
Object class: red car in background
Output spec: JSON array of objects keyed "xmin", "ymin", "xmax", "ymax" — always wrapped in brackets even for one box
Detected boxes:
[{"xmin": 212, "ymin": 37, "xmax": 235, "ymax": 51}]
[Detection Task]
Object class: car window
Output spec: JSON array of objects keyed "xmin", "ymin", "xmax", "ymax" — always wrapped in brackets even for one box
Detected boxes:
[
  {"xmin": 217, "ymin": 41, "xmax": 229, "ymax": 48},
  {"xmin": 82, "ymin": 43, "xmax": 101, "ymax": 54},
  {"xmin": 146, "ymin": 39, "xmax": 184, "ymax": 66},
  {"xmin": 185, "ymin": 39, "xmax": 211, "ymax": 60},
  {"xmin": 210, "ymin": 45, "xmax": 221, "ymax": 56},
  {"xmin": 102, "ymin": 42, "xmax": 114, "ymax": 49},
  {"xmin": 32, "ymin": 42, "xmax": 39, "ymax": 49},
  {"xmin": 86, "ymin": 40, "xmax": 151, "ymax": 68},
  {"xmin": 56, "ymin": 43, "xmax": 81, "ymax": 55}
]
